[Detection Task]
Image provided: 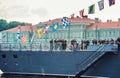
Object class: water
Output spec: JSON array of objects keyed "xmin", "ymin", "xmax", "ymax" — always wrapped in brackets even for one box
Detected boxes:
[{"xmin": 0, "ymin": 74, "xmax": 75, "ymax": 78}]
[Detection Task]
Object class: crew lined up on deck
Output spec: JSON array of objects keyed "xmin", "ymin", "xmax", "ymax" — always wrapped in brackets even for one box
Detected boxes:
[
  {"xmin": 0, "ymin": 38, "xmax": 118, "ymax": 51},
  {"xmin": 92, "ymin": 38, "xmax": 115, "ymax": 45},
  {"xmin": 49, "ymin": 38, "xmax": 116, "ymax": 51},
  {"xmin": 50, "ymin": 39, "xmax": 67, "ymax": 51}
]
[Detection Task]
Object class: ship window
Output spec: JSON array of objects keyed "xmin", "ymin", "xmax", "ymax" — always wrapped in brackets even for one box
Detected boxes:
[
  {"xmin": 2, "ymin": 54, "xmax": 6, "ymax": 58},
  {"xmin": 13, "ymin": 54, "xmax": 18, "ymax": 58}
]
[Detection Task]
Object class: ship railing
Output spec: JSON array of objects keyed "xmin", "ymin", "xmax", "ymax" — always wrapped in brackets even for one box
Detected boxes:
[
  {"xmin": 0, "ymin": 43, "xmax": 117, "ymax": 52},
  {"xmin": 0, "ymin": 43, "xmax": 50, "ymax": 51},
  {"xmin": 77, "ymin": 44, "xmax": 108, "ymax": 71},
  {"xmin": 0, "ymin": 43, "xmax": 51, "ymax": 51}
]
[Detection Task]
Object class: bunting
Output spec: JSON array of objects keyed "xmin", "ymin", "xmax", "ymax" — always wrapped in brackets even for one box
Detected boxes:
[
  {"xmin": 70, "ymin": 14, "xmax": 74, "ymax": 19},
  {"xmin": 98, "ymin": 0, "xmax": 104, "ymax": 11},
  {"xmin": 51, "ymin": 22, "xmax": 58, "ymax": 32},
  {"xmin": 88, "ymin": 4, "xmax": 95, "ymax": 14},
  {"xmin": 38, "ymin": 28, "xmax": 42, "ymax": 38},
  {"xmin": 30, "ymin": 31, "xmax": 35, "ymax": 42},
  {"xmin": 2, "ymin": 33, "xmax": 6, "ymax": 38},
  {"xmin": 43, "ymin": 25, "xmax": 50, "ymax": 34},
  {"xmin": 22, "ymin": 35, "xmax": 27, "ymax": 44},
  {"xmin": 62, "ymin": 17, "xmax": 69, "ymax": 28},
  {"xmin": 109, "ymin": 0, "xmax": 115, "ymax": 6},
  {"xmin": 79, "ymin": 9, "xmax": 84, "ymax": 17},
  {"xmin": 17, "ymin": 26, "xmax": 21, "ymax": 39}
]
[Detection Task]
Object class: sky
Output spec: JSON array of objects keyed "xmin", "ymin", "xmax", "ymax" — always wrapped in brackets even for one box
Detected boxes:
[{"xmin": 0, "ymin": 0, "xmax": 120, "ymax": 24}]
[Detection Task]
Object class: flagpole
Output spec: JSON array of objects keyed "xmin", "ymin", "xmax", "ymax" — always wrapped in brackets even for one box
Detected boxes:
[
  {"xmin": 68, "ymin": 20, "xmax": 71, "ymax": 43},
  {"xmin": 45, "ymin": 30, "xmax": 47, "ymax": 42},
  {"xmin": 6, "ymin": 31, "xmax": 9, "ymax": 50},
  {"xmin": 29, "ymin": 31, "xmax": 32, "ymax": 51},
  {"xmin": 45, "ymin": 25, "xmax": 48, "ymax": 50},
  {"xmin": 18, "ymin": 25, "xmax": 21, "ymax": 51}
]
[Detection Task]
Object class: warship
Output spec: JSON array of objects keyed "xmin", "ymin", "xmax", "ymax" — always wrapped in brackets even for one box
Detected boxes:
[{"xmin": 0, "ymin": 39, "xmax": 119, "ymax": 78}]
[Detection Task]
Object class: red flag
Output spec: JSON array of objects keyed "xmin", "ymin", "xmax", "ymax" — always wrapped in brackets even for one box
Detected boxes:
[
  {"xmin": 70, "ymin": 14, "xmax": 74, "ymax": 19},
  {"xmin": 43, "ymin": 25, "xmax": 50, "ymax": 34},
  {"xmin": 22, "ymin": 35, "xmax": 27, "ymax": 44},
  {"xmin": 79, "ymin": 9, "xmax": 84, "ymax": 17}
]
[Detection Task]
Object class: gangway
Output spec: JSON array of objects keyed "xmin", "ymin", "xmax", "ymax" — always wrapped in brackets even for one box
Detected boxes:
[{"xmin": 76, "ymin": 44, "xmax": 117, "ymax": 77}]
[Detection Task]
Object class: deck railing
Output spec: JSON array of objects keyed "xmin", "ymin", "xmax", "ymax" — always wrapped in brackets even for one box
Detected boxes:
[
  {"xmin": 0, "ymin": 43, "xmax": 117, "ymax": 52},
  {"xmin": 0, "ymin": 43, "xmax": 46, "ymax": 51},
  {"xmin": 0, "ymin": 43, "xmax": 67, "ymax": 51}
]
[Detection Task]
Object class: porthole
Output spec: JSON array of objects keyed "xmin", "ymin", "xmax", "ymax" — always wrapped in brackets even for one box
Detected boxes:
[
  {"xmin": 2, "ymin": 54, "xmax": 6, "ymax": 58},
  {"xmin": 13, "ymin": 54, "xmax": 18, "ymax": 58}
]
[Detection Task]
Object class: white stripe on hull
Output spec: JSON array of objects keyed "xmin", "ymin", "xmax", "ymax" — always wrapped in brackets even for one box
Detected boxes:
[{"xmin": 3, "ymin": 72, "xmax": 75, "ymax": 77}]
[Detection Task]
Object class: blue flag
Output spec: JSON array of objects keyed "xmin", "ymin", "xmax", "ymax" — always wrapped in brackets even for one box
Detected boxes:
[
  {"xmin": 62, "ymin": 17, "xmax": 69, "ymax": 28},
  {"xmin": 51, "ymin": 22, "xmax": 59, "ymax": 32}
]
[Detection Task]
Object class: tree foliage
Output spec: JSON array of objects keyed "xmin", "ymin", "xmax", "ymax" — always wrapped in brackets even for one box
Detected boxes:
[
  {"xmin": 0, "ymin": 19, "xmax": 7, "ymax": 31},
  {"xmin": 0, "ymin": 19, "xmax": 32, "ymax": 32}
]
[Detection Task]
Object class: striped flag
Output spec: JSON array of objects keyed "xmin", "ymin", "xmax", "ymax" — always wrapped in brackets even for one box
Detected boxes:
[
  {"xmin": 98, "ymin": 0, "xmax": 104, "ymax": 11},
  {"xmin": 88, "ymin": 4, "xmax": 95, "ymax": 14},
  {"xmin": 108, "ymin": 0, "xmax": 115, "ymax": 6},
  {"xmin": 38, "ymin": 28, "xmax": 42, "ymax": 38},
  {"xmin": 30, "ymin": 31, "xmax": 35, "ymax": 42},
  {"xmin": 79, "ymin": 9, "xmax": 84, "ymax": 17},
  {"xmin": 17, "ymin": 26, "xmax": 21, "ymax": 39},
  {"xmin": 22, "ymin": 35, "xmax": 27, "ymax": 44},
  {"xmin": 62, "ymin": 17, "xmax": 69, "ymax": 28}
]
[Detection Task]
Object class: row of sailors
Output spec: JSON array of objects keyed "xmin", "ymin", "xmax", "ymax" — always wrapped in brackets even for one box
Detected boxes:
[
  {"xmin": 49, "ymin": 38, "xmax": 116, "ymax": 51},
  {"xmin": 92, "ymin": 38, "xmax": 114, "ymax": 45},
  {"xmin": 50, "ymin": 39, "xmax": 67, "ymax": 51},
  {"xmin": 0, "ymin": 38, "xmax": 116, "ymax": 51}
]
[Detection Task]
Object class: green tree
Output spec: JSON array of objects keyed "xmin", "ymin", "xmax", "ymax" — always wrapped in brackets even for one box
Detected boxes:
[
  {"xmin": 0, "ymin": 19, "xmax": 33, "ymax": 31},
  {"xmin": 8, "ymin": 21, "xmax": 21, "ymax": 28},
  {"xmin": 0, "ymin": 19, "xmax": 8, "ymax": 31}
]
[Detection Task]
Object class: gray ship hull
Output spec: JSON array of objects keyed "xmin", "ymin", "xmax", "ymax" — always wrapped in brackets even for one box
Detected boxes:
[
  {"xmin": 0, "ymin": 46, "xmax": 119, "ymax": 78},
  {"xmin": 0, "ymin": 50, "xmax": 95, "ymax": 76},
  {"xmin": 82, "ymin": 52, "xmax": 120, "ymax": 78}
]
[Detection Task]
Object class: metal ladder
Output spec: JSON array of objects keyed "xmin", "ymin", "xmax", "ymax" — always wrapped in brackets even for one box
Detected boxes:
[{"xmin": 79, "ymin": 44, "xmax": 107, "ymax": 71}]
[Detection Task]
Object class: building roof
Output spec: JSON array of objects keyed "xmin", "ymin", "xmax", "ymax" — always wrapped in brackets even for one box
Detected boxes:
[
  {"xmin": 87, "ymin": 21, "xmax": 120, "ymax": 30},
  {"xmin": 3, "ymin": 25, "xmax": 36, "ymax": 32},
  {"xmin": 2, "ymin": 17, "xmax": 95, "ymax": 32},
  {"xmin": 40, "ymin": 17, "xmax": 95, "ymax": 25},
  {"xmin": 3, "ymin": 18, "xmax": 120, "ymax": 32}
]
